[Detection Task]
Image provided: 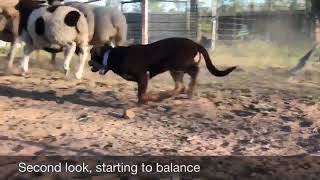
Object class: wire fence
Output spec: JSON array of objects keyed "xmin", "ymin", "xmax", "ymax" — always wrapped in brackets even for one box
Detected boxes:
[{"xmin": 199, "ymin": 7, "xmax": 309, "ymax": 46}]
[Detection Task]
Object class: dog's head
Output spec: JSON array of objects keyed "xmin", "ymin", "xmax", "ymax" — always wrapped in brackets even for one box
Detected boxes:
[{"xmin": 89, "ymin": 45, "xmax": 112, "ymax": 75}]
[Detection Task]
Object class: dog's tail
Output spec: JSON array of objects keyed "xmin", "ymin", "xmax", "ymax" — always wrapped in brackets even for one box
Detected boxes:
[{"xmin": 197, "ymin": 44, "xmax": 237, "ymax": 77}]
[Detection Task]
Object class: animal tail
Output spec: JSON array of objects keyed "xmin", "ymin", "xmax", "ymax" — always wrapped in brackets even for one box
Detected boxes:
[{"xmin": 197, "ymin": 44, "xmax": 237, "ymax": 77}]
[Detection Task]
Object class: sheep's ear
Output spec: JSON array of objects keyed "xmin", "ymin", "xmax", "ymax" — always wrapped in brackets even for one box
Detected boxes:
[
  {"xmin": 64, "ymin": 10, "xmax": 80, "ymax": 27},
  {"xmin": 35, "ymin": 17, "xmax": 45, "ymax": 35}
]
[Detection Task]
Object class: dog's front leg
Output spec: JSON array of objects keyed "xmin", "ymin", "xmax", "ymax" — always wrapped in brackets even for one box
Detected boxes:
[
  {"xmin": 137, "ymin": 72, "xmax": 150, "ymax": 104},
  {"xmin": 63, "ymin": 42, "xmax": 76, "ymax": 78},
  {"xmin": 20, "ymin": 45, "xmax": 34, "ymax": 76},
  {"xmin": 75, "ymin": 45, "xmax": 89, "ymax": 80}
]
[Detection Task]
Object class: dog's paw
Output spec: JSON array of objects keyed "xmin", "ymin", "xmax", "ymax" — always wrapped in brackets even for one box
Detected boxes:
[
  {"xmin": 138, "ymin": 96, "xmax": 149, "ymax": 105},
  {"xmin": 138, "ymin": 99, "xmax": 147, "ymax": 105}
]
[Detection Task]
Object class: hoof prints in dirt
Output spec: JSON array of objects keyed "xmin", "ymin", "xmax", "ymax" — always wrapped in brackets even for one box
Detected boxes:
[{"xmin": 0, "ymin": 63, "xmax": 320, "ymax": 156}]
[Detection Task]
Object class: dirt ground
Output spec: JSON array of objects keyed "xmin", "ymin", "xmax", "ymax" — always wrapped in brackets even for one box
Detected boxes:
[{"xmin": 0, "ymin": 54, "xmax": 319, "ymax": 156}]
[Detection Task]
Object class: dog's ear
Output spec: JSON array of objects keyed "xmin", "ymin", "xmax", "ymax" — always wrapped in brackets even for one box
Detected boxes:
[
  {"xmin": 90, "ymin": 46, "xmax": 104, "ymax": 58},
  {"xmin": 35, "ymin": 17, "xmax": 45, "ymax": 35},
  {"xmin": 103, "ymin": 44, "xmax": 113, "ymax": 50},
  {"xmin": 64, "ymin": 10, "xmax": 80, "ymax": 27},
  {"xmin": 90, "ymin": 46, "xmax": 99, "ymax": 55}
]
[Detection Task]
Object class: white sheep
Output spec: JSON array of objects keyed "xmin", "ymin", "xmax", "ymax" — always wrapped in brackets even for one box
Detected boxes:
[{"xmin": 65, "ymin": 2, "xmax": 128, "ymax": 46}]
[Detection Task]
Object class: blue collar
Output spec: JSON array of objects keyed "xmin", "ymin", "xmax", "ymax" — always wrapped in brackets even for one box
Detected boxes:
[
  {"xmin": 99, "ymin": 49, "xmax": 111, "ymax": 75},
  {"xmin": 102, "ymin": 49, "xmax": 111, "ymax": 67}
]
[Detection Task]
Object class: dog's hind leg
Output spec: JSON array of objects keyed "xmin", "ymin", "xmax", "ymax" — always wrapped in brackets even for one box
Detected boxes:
[
  {"xmin": 75, "ymin": 45, "xmax": 89, "ymax": 80},
  {"xmin": 170, "ymin": 71, "xmax": 185, "ymax": 95},
  {"xmin": 186, "ymin": 65, "xmax": 199, "ymax": 98},
  {"xmin": 63, "ymin": 42, "xmax": 76, "ymax": 78}
]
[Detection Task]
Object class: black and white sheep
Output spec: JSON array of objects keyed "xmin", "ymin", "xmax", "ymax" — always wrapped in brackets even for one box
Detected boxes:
[
  {"xmin": 9, "ymin": 0, "xmax": 128, "ymax": 80},
  {"xmin": 20, "ymin": 5, "xmax": 89, "ymax": 79}
]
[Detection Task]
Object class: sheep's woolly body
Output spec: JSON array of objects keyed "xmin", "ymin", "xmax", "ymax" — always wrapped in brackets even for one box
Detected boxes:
[
  {"xmin": 64, "ymin": 2, "xmax": 95, "ymax": 41},
  {"xmin": 20, "ymin": 5, "xmax": 90, "ymax": 80},
  {"xmin": 66, "ymin": 2, "xmax": 127, "ymax": 46},
  {"xmin": 26, "ymin": 6, "xmax": 89, "ymax": 48},
  {"xmin": 45, "ymin": 6, "xmax": 88, "ymax": 46},
  {"xmin": 93, "ymin": 7, "xmax": 127, "ymax": 45},
  {"xmin": 27, "ymin": 7, "xmax": 52, "ymax": 49}
]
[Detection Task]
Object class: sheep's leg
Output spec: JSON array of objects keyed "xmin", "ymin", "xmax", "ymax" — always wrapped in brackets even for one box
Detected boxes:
[
  {"xmin": 50, "ymin": 53, "xmax": 56, "ymax": 65},
  {"xmin": 75, "ymin": 46, "xmax": 88, "ymax": 80},
  {"xmin": 63, "ymin": 42, "xmax": 76, "ymax": 78},
  {"xmin": 7, "ymin": 38, "xmax": 19, "ymax": 69},
  {"xmin": 7, "ymin": 43, "xmax": 13, "ymax": 59},
  {"xmin": 20, "ymin": 45, "xmax": 34, "ymax": 75}
]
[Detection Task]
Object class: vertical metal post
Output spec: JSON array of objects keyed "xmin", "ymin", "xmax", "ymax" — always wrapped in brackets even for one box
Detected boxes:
[
  {"xmin": 211, "ymin": 0, "xmax": 217, "ymax": 51},
  {"xmin": 141, "ymin": 0, "xmax": 149, "ymax": 44}
]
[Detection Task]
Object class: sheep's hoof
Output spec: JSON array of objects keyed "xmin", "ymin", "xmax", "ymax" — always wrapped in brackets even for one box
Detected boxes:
[
  {"xmin": 21, "ymin": 71, "xmax": 29, "ymax": 78},
  {"xmin": 6, "ymin": 65, "xmax": 14, "ymax": 74},
  {"xmin": 75, "ymin": 72, "xmax": 83, "ymax": 80},
  {"xmin": 64, "ymin": 70, "xmax": 72, "ymax": 80},
  {"xmin": 7, "ymin": 63, "xmax": 13, "ymax": 69},
  {"xmin": 50, "ymin": 60, "xmax": 56, "ymax": 65},
  {"xmin": 17, "ymin": 65, "xmax": 28, "ymax": 76}
]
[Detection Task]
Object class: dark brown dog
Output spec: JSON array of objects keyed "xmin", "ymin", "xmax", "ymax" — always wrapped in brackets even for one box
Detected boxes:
[{"xmin": 89, "ymin": 38, "xmax": 236, "ymax": 104}]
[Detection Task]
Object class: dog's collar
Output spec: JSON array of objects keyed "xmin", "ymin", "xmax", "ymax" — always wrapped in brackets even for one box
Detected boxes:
[
  {"xmin": 99, "ymin": 49, "xmax": 111, "ymax": 75},
  {"xmin": 102, "ymin": 49, "xmax": 110, "ymax": 67}
]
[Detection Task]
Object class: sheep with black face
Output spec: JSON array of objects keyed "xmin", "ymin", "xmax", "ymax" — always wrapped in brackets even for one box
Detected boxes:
[{"xmin": 20, "ymin": 5, "xmax": 89, "ymax": 79}]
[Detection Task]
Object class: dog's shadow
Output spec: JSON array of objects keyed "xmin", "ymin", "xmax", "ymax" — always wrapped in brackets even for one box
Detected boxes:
[
  {"xmin": 0, "ymin": 84, "xmax": 130, "ymax": 109},
  {"xmin": 138, "ymin": 89, "xmax": 183, "ymax": 105},
  {"xmin": 149, "ymin": 90, "xmax": 183, "ymax": 102}
]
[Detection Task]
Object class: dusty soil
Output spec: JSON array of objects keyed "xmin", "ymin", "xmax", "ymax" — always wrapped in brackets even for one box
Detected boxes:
[{"xmin": 0, "ymin": 55, "xmax": 319, "ymax": 156}]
